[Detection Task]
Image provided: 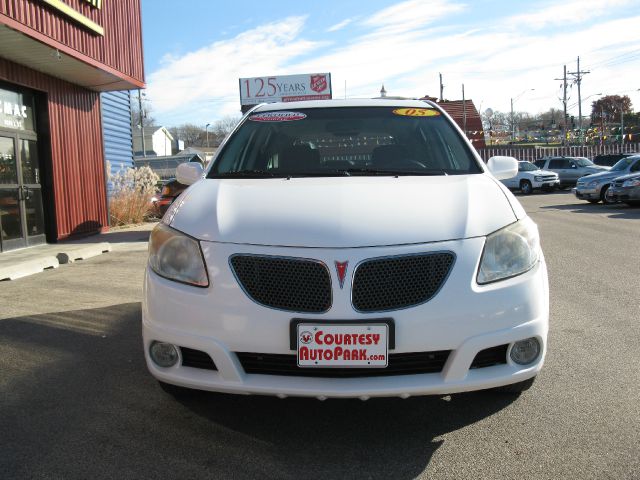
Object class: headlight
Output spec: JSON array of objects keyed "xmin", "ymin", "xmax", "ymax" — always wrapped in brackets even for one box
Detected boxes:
[
  {"xmin": 534, "ymin": 176, "xmax": 543, "ymax": 182},
  {"xmin": 587, "ymin": 180, "xmax": 599, "ymax": 188},
  {"xmin": 477, "ymin": 217, "xmax": 540, "ymax": 285},
  {"xmin": 148, "ymin": 223, "xmax": 209, "ymax": 287},
  {"xmin": 622, "ymin": 178, "xmax": 640, "ymax": 187}
]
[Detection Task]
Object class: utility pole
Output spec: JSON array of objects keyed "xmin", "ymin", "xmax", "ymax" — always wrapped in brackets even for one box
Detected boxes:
[
  {"xmin": 138, "ymin": 89, "xmax": 146, "ymax": 157},
  {"xmin": 568, "ymin": 56, "xmax": 590, "ymax": 145},
  {"xmin": 462, "ymin": 84, "xmax": 467, "ymax": 136},
  {"xmin": 510, "ymin": 97, "xmax": 514, "ymax": 143},
  {"xmin": 439, "ymin": 73, "xmax": 444, "ymax": 101},
  {"xmin": 620, "ymin": 103, "xmax": 625, "ymax": 149},
  {"xmin": 554, "ymin": 65, "xmax": 568, "ymax": 144}
]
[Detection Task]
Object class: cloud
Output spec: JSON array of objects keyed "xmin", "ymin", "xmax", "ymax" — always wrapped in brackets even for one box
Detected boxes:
[
  {"xmin": 506, "ymin": 0, "xmax": 636, "ymax": 30},
  {"xmin": 363, "ymin": 0, "xmax": 465, "ymax": 34},
  {"xmin": 146, "ymin": 16, "xmax": 326, "ymax": 123},
  {"xmin": 327, "ymin": 18, "xmax": 352, "ymax": 32},
  {"xmin": 146, "ymin": 0, "xmax": 640, "ymax": 126}
]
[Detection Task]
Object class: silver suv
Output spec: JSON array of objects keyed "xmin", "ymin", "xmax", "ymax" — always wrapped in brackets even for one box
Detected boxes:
[
  {"xmin": 534, "ymin": 157, "xmax": 608, "ymax": 188},
  {"xmin": 574, "ymin": 155, "xmax": 640, "ymax": 204}
]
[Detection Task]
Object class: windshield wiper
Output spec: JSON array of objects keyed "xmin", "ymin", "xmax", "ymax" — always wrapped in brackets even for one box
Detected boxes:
[
  {"xmin": 212, "ymin": 170, "xmax": 285, "ymax": 178},
  {"xmin": 337, "ymin": 168, "xmax": 448, "ymax": 176}
]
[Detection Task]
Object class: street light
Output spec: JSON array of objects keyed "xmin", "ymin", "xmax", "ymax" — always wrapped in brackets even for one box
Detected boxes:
[
  {"xmin": 510, "ymin": 89, "xmax": 535, "ymax": 143},
  {"xmin": 205, "ymin": 123, "xmax": 211, "ymax": 148}
]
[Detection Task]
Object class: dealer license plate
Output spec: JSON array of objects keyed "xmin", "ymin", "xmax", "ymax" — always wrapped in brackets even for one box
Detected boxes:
[{"xmin": 297, "ymin": 324, "xmax": 388, "ymax": 367}]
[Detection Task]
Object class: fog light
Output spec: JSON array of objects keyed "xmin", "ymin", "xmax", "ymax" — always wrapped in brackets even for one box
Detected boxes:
[
  {"xmin": 510, "ymin": 338, "xmax": 541, "ymax": 365},
  {"xmin": 149, "ymin": 341, "xmax": 179, "ymax": 367}
]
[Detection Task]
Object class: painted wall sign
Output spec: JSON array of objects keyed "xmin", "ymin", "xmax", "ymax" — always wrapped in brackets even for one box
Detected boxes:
[
  {"xmin": 0, "ymin": 88, "xmax": 34, "ymax": 131},
  {"xmin": 239, "ymin": 73, "xmax": 332, "ymax": 106},
  {"xmin": 40, "ymin": 0, "xmax": 104, "ymax": 35}
]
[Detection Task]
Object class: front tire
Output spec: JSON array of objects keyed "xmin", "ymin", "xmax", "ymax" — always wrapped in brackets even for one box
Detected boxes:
[
  {"xmin": 520, "ymin": 180, "xmax": 533, "ymax": 195},
  {"xmin": 600, "ymin": 185, "xmax": 613, "ymax": 205}
]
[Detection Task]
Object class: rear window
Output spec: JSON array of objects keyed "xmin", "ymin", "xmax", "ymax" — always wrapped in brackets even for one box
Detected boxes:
[{"xmin": 209, "ymin": 107, "xmax": 482, "ymax": 178}]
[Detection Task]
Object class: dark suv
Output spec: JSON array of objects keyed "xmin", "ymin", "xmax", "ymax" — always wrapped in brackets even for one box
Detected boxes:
[{"xmin": 592, "ymin": 153, "xmax": 637, "ymax": 167}]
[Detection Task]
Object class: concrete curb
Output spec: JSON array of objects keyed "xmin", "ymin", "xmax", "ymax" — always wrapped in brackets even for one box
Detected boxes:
[
  {"xmin": 56, "ymin": 243, "xmax": 112, "ymax": 264},
  {"xmin": 0, "ymin": 256, "xmax": 60, "ymax": 281},
  {"xmin": 0, "ymin": 242, "xmax": 112, "ymax": 281}
]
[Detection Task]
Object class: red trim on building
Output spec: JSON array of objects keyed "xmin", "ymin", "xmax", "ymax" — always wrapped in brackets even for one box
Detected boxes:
[
  {"xmin": 0, "ymin": 56, "xmax": 108, "ymax": 240},
  {"xmin": 1, "ymin": 0, "xmax": 145, "ymax": 84}
]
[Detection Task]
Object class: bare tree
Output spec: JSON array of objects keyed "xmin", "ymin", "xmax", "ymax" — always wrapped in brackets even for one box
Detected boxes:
[
  {"xmin": 210, "ymin": 116, "xmax": 241, "ymax": 144},
  {"xmin": 169, "ymin": 123, "xmax": 206, "ymax": 147}
]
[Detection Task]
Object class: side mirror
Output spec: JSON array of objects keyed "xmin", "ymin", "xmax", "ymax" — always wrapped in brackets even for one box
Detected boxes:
[
  {"xmin": 176, "ymin": 162, "xmax": 204, "ymax": 185},
  {"xmin": 570, "ymin": 163, "xmax": 577, "ymax": 169},
  {"xmin": 487, "ymin": 156, "xmax": 518, "ymax": 180}
]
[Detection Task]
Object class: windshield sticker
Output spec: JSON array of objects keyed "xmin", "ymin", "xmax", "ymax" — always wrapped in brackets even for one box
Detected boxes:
[
  {"xmin": 249, "ymin": 111, "xmax": 307, "ymax": 122},
  {"xmin": 392, "ymin": 108, "xmax": 440, "ymax": 117}
]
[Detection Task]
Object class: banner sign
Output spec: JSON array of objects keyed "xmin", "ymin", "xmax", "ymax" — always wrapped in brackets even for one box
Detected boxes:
[{"xmin": 239, "ymin": 73, "xmax": 332, "ymax": 106}]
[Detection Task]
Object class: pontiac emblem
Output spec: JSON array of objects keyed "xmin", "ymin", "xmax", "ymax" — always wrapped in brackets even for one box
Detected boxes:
[{"xmin": 335, "ymin": 261, "xmax": 348, "ymax": 289}]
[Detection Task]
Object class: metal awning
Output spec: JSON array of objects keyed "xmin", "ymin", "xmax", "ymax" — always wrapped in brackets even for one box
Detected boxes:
[{"xmin": 0, "ymin": 23, "xmax": 143, "ymax": 91}]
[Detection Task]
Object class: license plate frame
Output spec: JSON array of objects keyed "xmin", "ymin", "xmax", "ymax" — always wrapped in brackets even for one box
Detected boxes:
[{"xmin": 291, "ymin": 318, "xmax": 395, "ymax": 368}]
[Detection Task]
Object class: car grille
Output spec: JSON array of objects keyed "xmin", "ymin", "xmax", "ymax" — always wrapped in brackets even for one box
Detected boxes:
[
  {"xmin": 469, "ymin": 344, "xmax": 508, "ymax": 369},
  {"xmin": 180, "ymin": 347, "xmax": 217, "ymax": 370},
  {"xmin": 236, "ymin": 351, "xmax": 451, "ymax": 377},
  {"xmin": 230, "ymin": 255, "xmax": 332, "ymax": 313},
  {"xmin": 540, "ymin": 175, "xmax": 556, "ymax": 181},
  {"xmin": 351, "ymin": 253, "xmax": 455, "ymax": 312}
]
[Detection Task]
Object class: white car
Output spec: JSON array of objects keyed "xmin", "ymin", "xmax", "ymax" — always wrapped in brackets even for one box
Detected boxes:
[
  {"xmin": 143, "ymin": 99, "xmax": 549, "ymax": 400},
  {"xmin": 501, "ymin": 160, "xmax": 560, "ymax": 194}
]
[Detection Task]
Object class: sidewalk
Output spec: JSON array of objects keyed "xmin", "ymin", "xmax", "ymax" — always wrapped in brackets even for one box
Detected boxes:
[{"xmin": 0, "ymin": 222, "xmax": 156, "ymax": 281}]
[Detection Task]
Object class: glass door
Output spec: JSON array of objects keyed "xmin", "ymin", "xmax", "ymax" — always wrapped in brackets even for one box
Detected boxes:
[
  {"xmin": 19, "ymin": 139, "xmax": 45, "ymax": 246},
  {"xmin": 0, "ymin": 134, "xmax": 46, "ymax": 252},
  {"xmin": 0, "ymin": 135, "xmax": 24, "ymax": 251}
]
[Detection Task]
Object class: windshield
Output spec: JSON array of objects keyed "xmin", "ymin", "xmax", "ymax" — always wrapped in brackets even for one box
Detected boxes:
[
  {"xmin": 573, "ymin": 157, "xmax": 595, "ymax": 167},
  {"xmin": 519, "ymin": 162, "xmax": 538, "ymax": 172},
  {"xmin": 208, "ymin": 107, "xmax": 482, "ymax": 178},
  {"xmin": 610, "ymin": 157, "xmax": 635, "ymax": 171}
]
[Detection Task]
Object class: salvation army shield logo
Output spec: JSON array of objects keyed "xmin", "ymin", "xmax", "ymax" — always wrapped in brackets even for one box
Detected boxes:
[{"xmin": 310, "ymin": 74, "xmax": 327, "ymax": 93}]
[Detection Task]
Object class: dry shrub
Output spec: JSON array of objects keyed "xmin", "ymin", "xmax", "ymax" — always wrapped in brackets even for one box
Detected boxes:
[{"xmin": 107, "ymin": 162, "xmax": 160, "ymax": 226}]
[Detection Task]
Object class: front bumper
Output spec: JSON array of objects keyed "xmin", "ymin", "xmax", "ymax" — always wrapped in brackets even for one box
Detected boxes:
[
  {"xmin": 531, "ymin": 178, "xmax": 559, "ymax": 189},
  {"xmin": 142, "ymin": 238, "xmax": 549, "ymax": 398},
  {"xmin": 574, "ymin": 185, "xmax": 601, "ymax": 200},
  {"xmin": 607, "ymin": 185, "xmax": 640, "ymax": 203}
]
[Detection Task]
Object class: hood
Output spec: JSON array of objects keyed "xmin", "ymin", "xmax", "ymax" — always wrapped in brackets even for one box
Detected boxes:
[
  {"xmin": 535, "ymin": 169, "xmax": 558, "ymax": 176},
  {"xmin": 580, "ymin": 169, "xmax": 620, "ymax": 181},
  {"xmin": 612, "ymin": 171, "xmax": 640, "ymax": 182},
  {"xmin": 586, "ymin": 165, "xmax": 610, "ymax": 173},
  {"xmin": 169, "ymin": 175, "xmax": 517, "ymax": 248}
]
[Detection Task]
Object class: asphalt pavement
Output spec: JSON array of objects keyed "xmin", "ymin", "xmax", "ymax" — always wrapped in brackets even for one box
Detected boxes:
[{"xmin": 1, "ymin": 191, "xmax": 639, "ymax": 479}]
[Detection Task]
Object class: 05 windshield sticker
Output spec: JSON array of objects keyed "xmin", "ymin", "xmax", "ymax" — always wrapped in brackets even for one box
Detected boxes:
[
  {"xmin": 249, "ymin": 111, "xmax": 307, "ymax": 122},
  {"xmin": 392, "ymin": 108, "xmax": 440, "ymax": 117}
]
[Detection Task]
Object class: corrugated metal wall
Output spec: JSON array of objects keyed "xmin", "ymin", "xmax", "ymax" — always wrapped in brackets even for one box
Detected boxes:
[
  {"xmin": 100, "ymin": 90, "xmax": 133, "ymax": 197},
  {"xmin": 0, "ymin": 56, "xmax": 108, "ymax": 240},
  {"xmin": 0, "ymin": 0, "xmax": 144, "ymax": 83}
]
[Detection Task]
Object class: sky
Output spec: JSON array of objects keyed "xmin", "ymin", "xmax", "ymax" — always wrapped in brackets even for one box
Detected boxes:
[{"xmin": 140, "ymin": 0, "xmax": 640, "ymax": 127}]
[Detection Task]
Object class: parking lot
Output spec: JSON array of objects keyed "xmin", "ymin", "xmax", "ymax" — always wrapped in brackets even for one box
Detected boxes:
[{"xmin": 1, "ymin": 191, "xmax": 639, "ymax": 479}]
